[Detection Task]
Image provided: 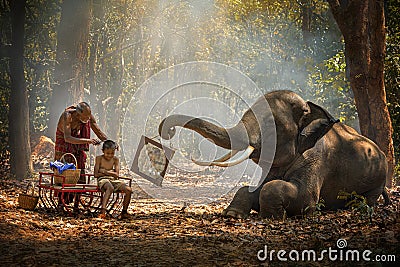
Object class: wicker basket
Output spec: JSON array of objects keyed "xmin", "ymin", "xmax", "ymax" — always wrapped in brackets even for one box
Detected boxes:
[
  {"xmin": 53, "ymin": 153, "xmax": 81, "ymax": 185},
  {"xmin": 18, "ymin": 182, "xmax": 39, "ymax": 210}
]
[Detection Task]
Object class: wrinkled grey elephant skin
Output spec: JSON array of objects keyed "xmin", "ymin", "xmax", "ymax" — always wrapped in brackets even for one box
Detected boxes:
[{"xmin": 159, "ymin": 90, "xmax": 389, "ymax": 219}]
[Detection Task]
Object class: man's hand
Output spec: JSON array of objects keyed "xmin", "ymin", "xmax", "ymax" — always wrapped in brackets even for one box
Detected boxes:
[{"xmin": 89, "ymin": 138, "xmax": 101, "ymax": 145}]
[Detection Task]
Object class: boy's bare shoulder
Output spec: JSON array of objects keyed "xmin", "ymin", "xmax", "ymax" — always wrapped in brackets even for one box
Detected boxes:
[
  {"xmin": 113, "ymin": 156, "xmax": 119, "ymax": 162},
  {"xmin": 95, "ymin": 155, "xmax": 103, "ymax": 161}
]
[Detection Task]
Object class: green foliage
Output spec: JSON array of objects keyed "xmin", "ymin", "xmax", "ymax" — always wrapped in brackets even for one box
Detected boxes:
[
  {"xmin": 0, "ymin": 1, "xmax": 11, "ymax": 159},
  {"xmin": 0, "ymin": 76, "xmax": 10, "ymax": 158},
  {"xmin": 0, "ymin": 0, "xmax": 397, "ymax": 171},
  {"xmin": 307, "ymin": 50, "xmax": 357, "ymax": 127},
  {"xmin": 385, "ymin": 0, "xmax": 400, "ymax": 175},
  {"xmin": 337, "ymin": 191, "xmax": 374, "ymax": 222},
  {"xmin": 0, "ymin": 0, "xmax": 60, "ymax": 162},
  {"xmin": 200, "ymin": 0, "xmax": 342, "ymax": 94},
  {"xmin": 24, "ymin": 0, "xmax": 60, "ymax": 133},
  {"xmin": 314, "ymin": 198, "xmax": 325, "ymax": 216},
  {"xmin": 304, "ymin": 198, "xmax": 325, "ymax": 218},
  {"xmin": 394, "ymin": 164, "xmax": 400, "ymax": 186}
]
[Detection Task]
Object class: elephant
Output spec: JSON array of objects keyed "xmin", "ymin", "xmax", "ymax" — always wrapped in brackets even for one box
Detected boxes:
[{"xmin": 159, "ymin": 90, "xmax": 390, "ymax": 219}]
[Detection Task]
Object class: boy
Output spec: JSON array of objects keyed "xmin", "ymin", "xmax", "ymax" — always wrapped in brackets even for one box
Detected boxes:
[{"xmin": 94, "ymin": 140, "xmax": 132, "ymax": 219}]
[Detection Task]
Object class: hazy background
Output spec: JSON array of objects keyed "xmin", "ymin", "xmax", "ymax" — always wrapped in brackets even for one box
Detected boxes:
[{"xmin": 0, "ymin": 0, "xmax": 359, "ymax": 171}]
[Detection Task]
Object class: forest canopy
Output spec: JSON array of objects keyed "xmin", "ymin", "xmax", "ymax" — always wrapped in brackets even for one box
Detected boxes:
[{"xmin": 0, "ymin": 0, "xmax": 398, "ymax": 182}]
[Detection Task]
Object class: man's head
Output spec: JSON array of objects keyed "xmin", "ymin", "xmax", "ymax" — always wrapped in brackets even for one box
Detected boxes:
[{"xmin": 76, "ymin": 102, "xmax": 91, "ymax": 123}]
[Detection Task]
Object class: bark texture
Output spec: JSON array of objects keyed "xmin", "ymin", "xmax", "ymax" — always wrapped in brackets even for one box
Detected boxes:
[
  {"xmin": 328, "ymin": 0, "xmax": 395, "ymax": 187},
  {"xmin": 9, "ymin": 0, "xmax": 32, "ymax": 179}
]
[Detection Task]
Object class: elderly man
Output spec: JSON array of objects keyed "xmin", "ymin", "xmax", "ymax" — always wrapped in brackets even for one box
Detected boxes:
[{"xmin": 55, "ymin": 102, "xmax": 107, "ymax": 181}]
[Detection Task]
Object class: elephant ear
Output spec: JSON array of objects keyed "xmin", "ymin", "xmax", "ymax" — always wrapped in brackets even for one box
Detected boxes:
[{"xmin": 297, "ymin": 102, "xmax": 339, "ymax": 154}]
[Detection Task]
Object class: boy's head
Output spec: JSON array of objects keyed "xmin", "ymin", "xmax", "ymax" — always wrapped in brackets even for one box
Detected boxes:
[{"xmin": 102, "ymin": 140, "xmax": 118, "ymax": 160}]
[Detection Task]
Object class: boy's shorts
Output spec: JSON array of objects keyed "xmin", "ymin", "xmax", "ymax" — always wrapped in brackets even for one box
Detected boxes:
[{"xmin": 98, "ymin": 176, "xmax": 125, "ymax": 192}]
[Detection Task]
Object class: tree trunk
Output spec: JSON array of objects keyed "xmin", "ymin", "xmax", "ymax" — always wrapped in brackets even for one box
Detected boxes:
[
  {"xmin": 47, "ymin": 0, "xmax": 92, "ymax": 139},
  {"xmin": 300, "ymin": 0, "xmax": 312, "ymax": 46},
  {"xmin": 9, "ymin": 0, "xmax": 32, "ymax": 180},
  {"xmin": 88, "ymin": 0, "xmax": 104, "ymax": 125},
  {"xmin": 111, "ymin": 0, "xmax": 130, "ymax": 144},
  {"xmin": 328, "ymin": 0, "xmax": 395, "ymax": 187}
]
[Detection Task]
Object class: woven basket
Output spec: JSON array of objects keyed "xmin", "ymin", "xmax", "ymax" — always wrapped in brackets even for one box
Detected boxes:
[
  {"xmin": 53, "ymin": 153, "xmax": 81, "ymax": 185},
  {"xmin": 18, "ymin": 182, "xmax": 39, "ymax": 210}
]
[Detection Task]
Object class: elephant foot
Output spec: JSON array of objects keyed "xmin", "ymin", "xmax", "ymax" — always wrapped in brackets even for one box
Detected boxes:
[
  {"xmin": 259, "ymin": 180, "xmax": 300, "ymax": 219},
  {"xmin": 221, "ymin": 186, "xmax": 260, "ymax": 219},
  {"xmin": 222, "ymin": 207, "xmax": 247, "ymax": 219},
  {"xmin": 382, "ymin": 188, "xmax": 392, "ymax": 206}
]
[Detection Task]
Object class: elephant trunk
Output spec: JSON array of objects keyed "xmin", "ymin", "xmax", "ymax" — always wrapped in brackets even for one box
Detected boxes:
[{"xmin": 159, "ymin": 114, "xmax": 250, "ymax": 150}]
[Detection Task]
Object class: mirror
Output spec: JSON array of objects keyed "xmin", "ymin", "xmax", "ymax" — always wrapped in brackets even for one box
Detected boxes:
[{"xmin": 131, "ymin": 135, "xmax": 175, "ymax": 186}]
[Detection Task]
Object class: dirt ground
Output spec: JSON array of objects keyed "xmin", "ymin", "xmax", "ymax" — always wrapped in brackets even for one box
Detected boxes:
[{"xmin": 0, "ymin": 178, "xmax": 399, "ymax": 267}]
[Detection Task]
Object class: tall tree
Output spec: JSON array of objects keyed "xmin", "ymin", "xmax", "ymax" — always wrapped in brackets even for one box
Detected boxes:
[
  {"xmin": 8, "ymin": 0, "xmax": 32, "ymax": 179},
  {"xmin": 300, "ymin": 0, "xmax": 313, "ymax": 46},
  {"xmin": 385, "ymin": 0, "xmax": 400, "ymax": 171},
  {"xmin": 327, "ymin": 0, "xmax": 395, "ymax": 187},
  {"xmin": 47, "ymin": 0, "xmax": 92, "ymax": 139},
  {"xmin": 88, "ymin": 0, "xmax": 106, "ymax": 116}
]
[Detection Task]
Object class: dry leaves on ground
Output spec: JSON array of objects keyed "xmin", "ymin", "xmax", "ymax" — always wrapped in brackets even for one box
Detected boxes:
[{"xmin": 0, "ymin": 178, "xmax": 399, "ymax": 267}]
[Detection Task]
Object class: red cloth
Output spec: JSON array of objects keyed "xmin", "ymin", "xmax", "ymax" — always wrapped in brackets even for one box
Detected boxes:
[{"xmin": 55, "ymin": 119, "xmax": 91, "ymax": 170}]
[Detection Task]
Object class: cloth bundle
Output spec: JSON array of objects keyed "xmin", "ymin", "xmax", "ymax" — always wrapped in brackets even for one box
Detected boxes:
[{"xmin": 50, "ymin": 161, "xmax": 76, "ymax": 174}]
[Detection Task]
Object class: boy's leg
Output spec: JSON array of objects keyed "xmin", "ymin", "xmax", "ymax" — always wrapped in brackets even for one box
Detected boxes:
[
  {"xmin": 120, "ymin": 184, "xmax": 132, "ymax": 215},
  {"xmin": 72, "ymin": 169, "xmax": 87, "ymax": 212},
  {"xmin": 100, "ymin": 182, "xmax": 114, "ymax": 217}
]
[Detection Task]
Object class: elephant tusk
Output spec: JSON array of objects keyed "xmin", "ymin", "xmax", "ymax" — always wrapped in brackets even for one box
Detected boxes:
[
  {"xmin": 191, "ymin": 150, "xmax": 239, "ymax": 166},
  {"xmin": 214, "ymin": 150, "xmax": 239, "ymax": 162},
  {"xmin": 192, "ymin": 146, "xmax": 254, "ymax": 167},
  {"xmin": 211, "ymin": 146, "xmax": 254, "ymax": 167}
]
